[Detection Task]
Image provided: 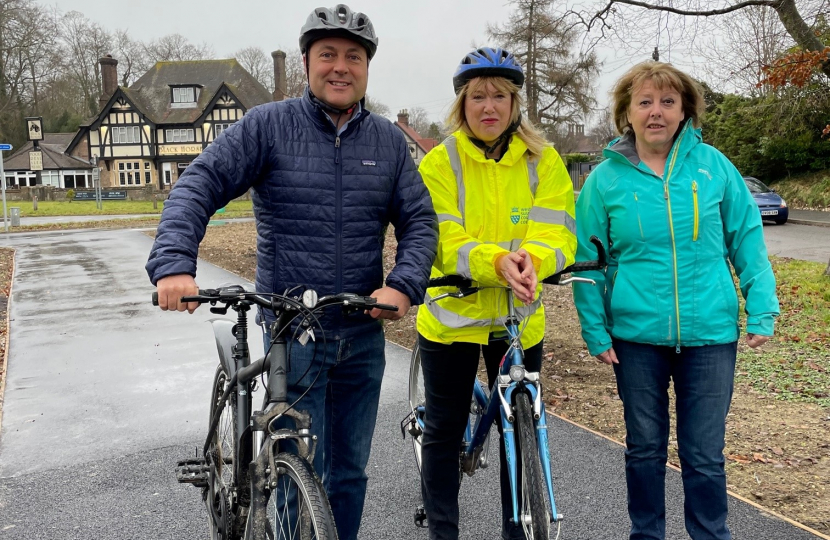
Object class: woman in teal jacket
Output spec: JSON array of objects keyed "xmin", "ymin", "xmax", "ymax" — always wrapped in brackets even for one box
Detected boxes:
[{"xmin": 573, "ymin": 62, "xmax": 779, "ymax": 540}]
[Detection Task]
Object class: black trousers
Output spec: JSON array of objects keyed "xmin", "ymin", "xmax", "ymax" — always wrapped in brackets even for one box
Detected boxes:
[{"xmin": 418, "ymin": 333, "xmax": 544, "ymax": 540}]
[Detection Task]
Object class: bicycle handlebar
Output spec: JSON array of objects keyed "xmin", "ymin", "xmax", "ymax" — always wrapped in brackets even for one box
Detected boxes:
[
  {"xmin": 151, "ymin": 288, "xmax": 398, "ymax": 313},
  {"xmin": 427, "ymin": 235, "xmax": 607, "ymax": 289}
]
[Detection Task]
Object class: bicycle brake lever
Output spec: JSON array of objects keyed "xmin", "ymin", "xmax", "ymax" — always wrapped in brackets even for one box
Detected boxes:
[{"xmin": 557, "ymin": 276, "xmax": 596, "ymax": 286}]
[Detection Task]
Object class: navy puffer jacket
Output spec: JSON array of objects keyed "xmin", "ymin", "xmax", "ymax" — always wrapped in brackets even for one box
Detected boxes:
[{"xmin": 146, "ymin": 90, "xmax": 438, "ymax": 337}]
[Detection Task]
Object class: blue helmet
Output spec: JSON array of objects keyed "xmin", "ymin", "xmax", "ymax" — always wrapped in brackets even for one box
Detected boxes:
[{"xmin": 452, "ymin": 47, "xmax": 525, "ymax": 95}]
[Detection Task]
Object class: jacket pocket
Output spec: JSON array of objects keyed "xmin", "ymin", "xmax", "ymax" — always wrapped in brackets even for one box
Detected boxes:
[{"xmin": 692, "ymin": 181, "xmax": 699, "ymax": 241}]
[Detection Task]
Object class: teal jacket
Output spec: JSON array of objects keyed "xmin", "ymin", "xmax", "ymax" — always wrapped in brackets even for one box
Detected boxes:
[{"xmin": 573, "ymin": 120, "xmax": 779, "ymax": 356}]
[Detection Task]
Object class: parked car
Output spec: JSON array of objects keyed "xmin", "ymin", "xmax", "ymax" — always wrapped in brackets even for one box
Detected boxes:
[{"xmin": 743, "ymin": 176, "xmax": 788, "ymax": 225}]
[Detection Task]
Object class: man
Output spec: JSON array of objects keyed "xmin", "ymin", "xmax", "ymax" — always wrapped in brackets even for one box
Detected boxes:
[{"xmin": 146, "ymin": 5, "xmax": 438, "ymax": 539}]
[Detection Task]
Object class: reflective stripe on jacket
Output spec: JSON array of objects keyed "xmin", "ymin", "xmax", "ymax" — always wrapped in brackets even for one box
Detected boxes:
[
  {"xmin": 416, "ymin": 130, "xmax": 577, "ymax": 347},
  {"xmin": 572, "ymin": 120, "xmax": 779, "ymax": 356}
]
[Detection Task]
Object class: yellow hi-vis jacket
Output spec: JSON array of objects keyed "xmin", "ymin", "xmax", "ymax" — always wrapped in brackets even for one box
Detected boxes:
[{"xmin": 416, "ymin": 130, "xmax": 577, "ymax": 348}]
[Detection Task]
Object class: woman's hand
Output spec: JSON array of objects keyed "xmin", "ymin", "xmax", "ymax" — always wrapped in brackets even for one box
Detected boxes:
[
  {"xmin": 497, "ymin": 248, "xmax": 537, "ymax": 304},
  {"xmin": 746, "ymin": 333, "xmax": 770, "ymax": 348},
  {"xmin": 596, "ymin": 347, "xmax": 619, "ymax": 365}
]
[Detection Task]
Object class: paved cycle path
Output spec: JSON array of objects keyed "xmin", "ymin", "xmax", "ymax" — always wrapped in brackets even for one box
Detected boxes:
[{"xmin": 0, "ymin": 228, "xmax": 823, "ymax": 539}]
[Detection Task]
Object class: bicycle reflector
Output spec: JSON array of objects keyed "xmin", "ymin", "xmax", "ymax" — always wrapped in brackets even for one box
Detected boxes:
[{"xmin": 509, "ymin": 364, "xmax": 525, "ymax": 382}]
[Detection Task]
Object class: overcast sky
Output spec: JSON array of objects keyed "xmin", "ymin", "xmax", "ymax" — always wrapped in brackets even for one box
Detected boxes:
[{"xmin": 52, "ymin": 0, "xmax": 697, "ymax": 126}]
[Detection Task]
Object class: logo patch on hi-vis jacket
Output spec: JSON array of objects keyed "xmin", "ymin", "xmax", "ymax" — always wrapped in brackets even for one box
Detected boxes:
[{"xmin": 510, "ymin": 207, "xmax": 531, "ymax": 225}]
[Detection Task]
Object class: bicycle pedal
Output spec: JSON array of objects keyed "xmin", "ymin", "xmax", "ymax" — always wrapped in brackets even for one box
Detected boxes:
[
  {"xmin": 414, "ymin": 506, "xmax": 427, "ymax": 528},
  {"xmin": 176, "ymin": 458, "xmax": 209, "ymax": 487}
]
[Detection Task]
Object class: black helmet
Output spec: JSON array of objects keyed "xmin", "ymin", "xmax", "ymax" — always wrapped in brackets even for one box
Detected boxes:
[{"xmin": 299, "ymin": 4, "xmax": 378, "ymax": 60}]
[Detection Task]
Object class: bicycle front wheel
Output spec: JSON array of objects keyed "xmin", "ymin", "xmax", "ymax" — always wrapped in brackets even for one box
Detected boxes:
[
  {"xmin": 515, "ymin": 392, "xmax": 551, "ymax": 540},
  {"xmin": 207, "ymin": 364, "xmax": 239, "ymax": 540},
  {"xmin": 265, "ymin": 452, "xmax": 338, "ymax": 540}
]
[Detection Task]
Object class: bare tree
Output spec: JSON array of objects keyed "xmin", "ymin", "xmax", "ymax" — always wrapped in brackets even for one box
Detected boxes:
[
  {"xmin": 284, "ymin": 48, "xmax": 306, "ymax": 98},
  {"xmin": 587, "ymin": 0, "xmax": 830, "ymax": 79},
  {"xmin": 233, "ymin": 46, "xmax": 273, "ymax": 92},
  {"xmin": 407, "ymin": 106, "xmax": 432, "ymax": 137},
  {"xmin": 114, "ymin": 30, "xmax": 150, "ymax": 87},
  {"xmin": 589, "ymin": 108, "xmax": 617, "ymax": 146},
  {"xmin": 59, "ymin": 11, "xmax": 112, "ymax": 114},
  {"xmin": 363, "ymin": 94, "xmax": 390, "ymax": 117},
  {"xmin": 488, "ymin": 0, "xmax": 601, "ymax": 133},
  {"xmin": 144, "ymin": 33, "xmax": 214, "ymax": 63},
  {"xmin": 696, "ymin": 5, "xmax": 791, "ymax": 95}
]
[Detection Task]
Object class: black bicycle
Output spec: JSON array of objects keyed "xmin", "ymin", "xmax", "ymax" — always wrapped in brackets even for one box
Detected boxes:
[{"xmin": 153, "ymin": 285, "xmax": 396, "ymax": 540}]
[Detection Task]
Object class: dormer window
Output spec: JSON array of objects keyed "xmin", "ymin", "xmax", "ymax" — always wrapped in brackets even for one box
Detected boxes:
[
  {"xmin": 173, "ymin": 87, "xmax": 195, "ymax": 103},
  {"xmin": 170, "ymin": 86, "xmax": 200, "ymax": 107}
]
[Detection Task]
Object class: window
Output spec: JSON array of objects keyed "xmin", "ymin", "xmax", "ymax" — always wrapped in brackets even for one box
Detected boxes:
[
  {"xmin": 172, "ymin": 87, "xmax": 196, "ymax": 103},
  {"xmin": 165, "ymin": 129, "xmax": 195, "ymax": 143},
  {"xmin": 117, "ymin": 161, "xmax": 143, "ymax": 185},
  {"xmin": 214, "ymin": 123, "xmax": 231, "ymax": 138},
  {"xmin": 145, "ymin": 162, "xmax": 150, "ymax": 169},
  {"xmin": 145, "ymin": 171, "xmax": 151, "ymax": 184},
  {"xmin": 112, "ymin": 126, "xmax": 141, "ymax": 144}
]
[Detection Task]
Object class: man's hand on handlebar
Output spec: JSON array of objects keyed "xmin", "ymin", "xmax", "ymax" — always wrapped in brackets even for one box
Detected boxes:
[
  {"xmin": 156, "ymin": 274, "xmax": 200, "ymax": 314},
  {"xmin": 366, "ymin": 286, "xmax": 410, "ymax": 320}
]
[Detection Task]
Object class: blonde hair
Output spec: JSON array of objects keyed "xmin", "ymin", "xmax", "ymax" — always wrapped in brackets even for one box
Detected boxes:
[
  {"xmin": 611, "ymin": 61, "xmax": 706, "ymax": 136},
  {"xmin": 446, "ymin": 76, "xmax": 549, "ymax": 159}
]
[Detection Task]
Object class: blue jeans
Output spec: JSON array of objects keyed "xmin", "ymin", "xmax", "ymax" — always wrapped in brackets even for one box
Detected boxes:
[
  {"xmin": 612, "ymin": 339, "xmax": 737, "ymax": 540},
  {"xmin": 264, "ymin": 325, "xmax": 386, "ymax": 540}
]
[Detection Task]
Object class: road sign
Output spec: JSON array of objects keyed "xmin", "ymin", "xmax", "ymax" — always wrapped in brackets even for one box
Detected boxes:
[
  {"xmin": 0, "ymin": 144, "xmax": 11, "ymax": 151},
  {"xmin": 29, "ymin": 151, "xmax": 43, "ymax": 171}
]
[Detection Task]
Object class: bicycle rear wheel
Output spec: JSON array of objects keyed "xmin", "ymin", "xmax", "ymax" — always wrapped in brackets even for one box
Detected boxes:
[
  {"xmin": 207, "ymin": 364, "xmax": 239, "ymax": 540},
  {"xmin": 514, "ymin": 392, "xmax": 551, "ymax": 540},
  {"xmin": 265, "ymin": 452, "xmax": 338, "ymax": 540},
  {"xmin": 408, "ymin": 342, "xmax": 427, "ymax": 471}
]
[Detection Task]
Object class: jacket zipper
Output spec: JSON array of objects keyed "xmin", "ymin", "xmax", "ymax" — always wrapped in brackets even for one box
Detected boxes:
[
  {"xmin": 634, "ymin": 192, "xmax": 644, "ymax": 239},
  {"xmin": 664, "ymin": 131, "xmax": 686, "ymax": 353},
  {"xmin": 335, "ymin": 135, "xmax": 342, "ymax": 294},
  {"xmin": 692, "ymin": 181, "xmax": 699, "ymax": 241}
]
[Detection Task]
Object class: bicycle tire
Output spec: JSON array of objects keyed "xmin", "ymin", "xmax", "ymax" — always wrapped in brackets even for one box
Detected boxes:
[
  {"xmin": 409, "ymin": 343, "xmax": 490, "ymax": 475},
  {"xmin": 408, "ymin": 342, "xmax": 426, "ymax": 471},
  {"xmin": 514, "ymin": 393, "xmax": 551, "ymax": 540},
  {"xmin": 265, "ymin": 452, "xmax": 338, "ymax": 540},
  {"xmin": 207, "ymin": 364, "xmax": 239, "ymax": 540}
]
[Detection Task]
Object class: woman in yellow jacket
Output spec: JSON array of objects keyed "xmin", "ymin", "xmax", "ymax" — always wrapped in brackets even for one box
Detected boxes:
[{"xmin": 416, "ymin": 47, "xmax": 577, "ymax": 540}]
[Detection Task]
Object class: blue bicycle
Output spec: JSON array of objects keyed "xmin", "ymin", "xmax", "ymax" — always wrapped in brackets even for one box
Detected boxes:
[{"xmin": 402, "ymin": 237, "xmax": 605, "ymax": 539}]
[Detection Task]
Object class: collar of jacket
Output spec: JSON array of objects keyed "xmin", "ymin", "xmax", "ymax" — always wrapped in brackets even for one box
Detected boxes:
[
  {"xmin": 300, "ymin": 87, "xmax": 370, "ymax": 135},
  {"xmin": 453, "ymin": 130, "xmax": 529, "ymax": 167},
  {"xmin": 603, "ymin": 118, "xmax": 702, "ymax": 169}
]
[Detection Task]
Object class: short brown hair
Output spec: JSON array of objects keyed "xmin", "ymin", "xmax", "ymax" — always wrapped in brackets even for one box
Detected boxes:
[{"xmin": 611, "ymin": 61, "xmax": 705, "ymax": 135}]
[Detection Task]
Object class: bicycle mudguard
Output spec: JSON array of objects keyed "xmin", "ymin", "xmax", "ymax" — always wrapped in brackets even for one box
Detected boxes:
[{"xmin": 209, "ymin": 318, "xmax": 237, "ymax": 379}]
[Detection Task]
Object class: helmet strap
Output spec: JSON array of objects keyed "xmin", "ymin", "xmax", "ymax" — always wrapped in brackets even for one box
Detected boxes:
[{"xmin": 469, "ymin": 115, "xmax": 522, "ymax": 159}]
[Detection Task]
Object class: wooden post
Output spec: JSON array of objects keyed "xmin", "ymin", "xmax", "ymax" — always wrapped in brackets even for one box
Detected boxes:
[{"xmin": 33, "ymin": 195, "xmax": 38, "ymax": 211}]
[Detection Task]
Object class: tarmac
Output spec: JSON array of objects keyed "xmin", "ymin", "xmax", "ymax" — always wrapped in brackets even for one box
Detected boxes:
[{"xmin": 0, "ymin": 226, "xmax": 826, "ymax": 539}]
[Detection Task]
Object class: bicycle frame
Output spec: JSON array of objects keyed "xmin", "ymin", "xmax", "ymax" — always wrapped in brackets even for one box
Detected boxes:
[{"xmin": 460, "ymin": 288, "xmax": 560, "ymax": 526}]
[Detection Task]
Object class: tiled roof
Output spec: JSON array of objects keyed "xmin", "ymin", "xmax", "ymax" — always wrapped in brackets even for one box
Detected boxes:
[
  {"xmin": 3, "ymin": 134, "xmax": 92, "ymax": 171},
  {"xmin": 395, "ymin": 122, "xmax": 432, "ymax": 154}
]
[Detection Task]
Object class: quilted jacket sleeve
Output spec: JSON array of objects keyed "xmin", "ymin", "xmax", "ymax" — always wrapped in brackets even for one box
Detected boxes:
[
  {"xmin": 384, "ymin": 130, "xmax": 439, "ymax": 305},
  {"xmin": 146, "ymin": 106, "xmax": 272, "ymax": 284}
]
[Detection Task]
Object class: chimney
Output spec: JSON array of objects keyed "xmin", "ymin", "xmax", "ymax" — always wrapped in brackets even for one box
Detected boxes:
[
  {"xmin": 397, "ymin": 109, "xmax": 409, "ymax": 126},
  {"xmin": 271, "ymin": 50, "xmax": 287, "ymax": 102},
  {"xmin": 99, "ymin": 55, "xmax": 119, "ymax": 108}
]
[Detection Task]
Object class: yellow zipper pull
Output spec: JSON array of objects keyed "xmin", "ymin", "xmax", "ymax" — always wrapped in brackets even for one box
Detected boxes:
[{"xmin": 664, "ymin": 182, "xmax": 668, "ymax": 200}]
